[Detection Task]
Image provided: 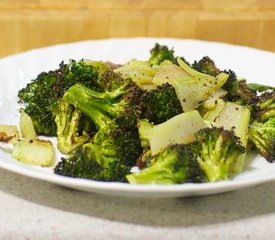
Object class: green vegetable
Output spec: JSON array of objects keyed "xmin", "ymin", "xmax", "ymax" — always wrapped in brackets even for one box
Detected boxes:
[
  {"xmin": 127, "ymin": 144, "xmax": 205, "ymax": 184},
  {"xmin": 148, "ymin": 43, "xmax": 177, "ymax": 65},
  {"xmin": 55, "ymin": 99, "xmax": 95, "ymax": 154},
  {"xmin": 248, "ymin": 117, "xmax": 275, "ymax": 162},
  {"xmin": 192, "ymin": 56, "xmax": 220, "ymax": 76},
  {"xmin": 138, "ymin": 119, "xmax": 153, "ymax": 149},
  {"xmin": 54, "ymin": 75, "xmax": 143, "ymax": 181},
  {"xmin": 54, "ymin": 143, "xmax": 129, "ymax": 182},
  {"xmin": 247, "ymin": 90, "xmax": 275, "ymax": 161},
  {"xmin": 251, "ymin": 91, "xmax": 275, "ymax": 122},
  {"xmin": 18, "ymin": 60, "xmax": 104, "ymax": 136},
  {"xmin": 141, "ymin": 83, "xmax": 183, "ymax": 124},
  {"xmin": 192, "ymin": 127, "xmax": 246, "ymax": 182}
]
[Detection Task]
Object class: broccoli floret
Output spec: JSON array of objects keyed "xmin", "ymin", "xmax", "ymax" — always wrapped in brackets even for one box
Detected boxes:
[
  {"xmin": 251, "ymin": 91, "xmax": 275, "ymax": 122},
  {"xmin": 54, "ymin": 143, "xmax": 129, "ymax": 182},
  {"xmin": 222, "ymin": 76, "xmax": 264, "ymax": 105},
  {"xmin": 54, "ymin": 144, "xmax": 103, "ymax": 180},
  {"xmin": 136, "ymin": 149, "xmax": 154, "ymax": 169},
  {"xmin": 192, "ymin": 56, "xmax": 220, "ymax": 76},
  {"xmin": 148, "ymin": 43, "xmax": 177, "ymax": 65},
  {"xmin": 148, "ymin": 43, "xmax": 190, "ymax": 66},
  {"xmin": 192, "ymin": 127, "xmax": 246, "ymax": 182},
  {"xmin": 235, "ymin": 79, "xmax": 257, "ymax": 105},
  {"xmin": 92, "ymin": 119, "xmax": 142, "ymax": 168},
  {"xmin": 96, "ymin": 67, "xmax": 139, "ymax": 95},
  {"xmin": 141, "ymin": 83, "xmax": 183, "ymax": 124},
  {"xmin": 63, "ymin": 76, "xmax": 143, "ymax": 129},
  {"xmin": 18, "ymin": 59, "xmax": 105, "ymax": 136},
  {"xmin": 137, "ymin": 119, "xmax": 153, "ymax": 149},
  {"xmin": 55, "ymin": 99, "xmax": 95, "ymax": 154},
  {"xmin": 248, "ymin": 117, "xmax": 275, "ymax": 162},
  {"xmin": 135, "ymin": 119, "xmax": 154, "ymax": 169},
  {"xmin": 54, "ymin": 115, "xmax": 141, "ymax": 181},
  {"xmin": 54, "ymin": 75, "xmax": 143, "ymax": 181},
  {"xmin": 221, "ymin": 70, "xmax": 241, "ymax": 100},
  {"xmin": 54, "ymin": 111, "xmax": 142, "ymax": 182},
  {"xmin": 63, "ymin": 77, "xmax": 143, "ymax": 161},
  {"xmin": 126, "ymin": 144, "xmax": 205, "ymax": 184}
]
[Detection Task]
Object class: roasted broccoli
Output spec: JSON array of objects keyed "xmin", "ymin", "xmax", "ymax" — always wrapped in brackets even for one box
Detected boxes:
[
  {"xmin": 221, "ymin": 70, "xmax": 242, "ymax": 101},
  {"xmin": 18, "ymin": 59, "xmax": 105, "ymax": 136},
  {"xmin": 63, "ymin": 80, "xmax": 143, "ymax": 128},
  {"xmin": 137, "ymin": 119, "xmax": 153, "ymax": 149},
  {"xmin": 92, "ymin": 117, "xmax": 142, "ymax": 168},
  {"xmin": 54, "ymin": 142, "xmax": 129, "ymax": 182},
  {"xmin": 136, "ymin": 119, "xmax": 154, "ymax": 169},
  {"xmin": 54, "ymin": 112, "xmax": 142, "ymax": 181},
  {"xmin": 191, "ymin": 127, "xmax": 246, "ymax": 182},
  {"xmin": 127, "ymin": 144, "xmax": 205, "ymax": 184},
  {"xmin": 192, "ymin": 56, "xmax": 220, "ymax": 76},
  {"xmin": 55, "ymin": 99, "xmax": 95, "ymax": 154},
  {"xmin": 251, "ymin": 90, "xmax": 275, "ymax": 122},
  {"xmin": 54, "ymin": 75, "xmax": 143, "ymax": 180},
  {"xmin": 248, "ymin": 117, "xmax": 275, "ymax": 162},
  {"xmin": 141, "ymin": 83, "xmax": 183, "ymax": 124},
  {"xmin": 148, "ymin": 43, "xmax": 177, "ymax": 65},
  {"xmin": 234, "ymin": 79, "xmax": 258, "ymax": 105}
]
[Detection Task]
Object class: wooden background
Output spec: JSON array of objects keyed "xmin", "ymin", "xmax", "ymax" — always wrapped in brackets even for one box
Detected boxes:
[{"xmin": 0, "ymin": 0, "xmax": 275, "ymax": 57}]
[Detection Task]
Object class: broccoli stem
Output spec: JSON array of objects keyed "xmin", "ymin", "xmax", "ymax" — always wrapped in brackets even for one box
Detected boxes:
[
  {"xmin": 261, "ymin": 110, "xmax": 275, "ymax": 122},
  {"xmin": 73, "ymin": 97, "xmax": 123, "ymax": 118},
  {"xmin": 199, "ymin": 139, "xmax": 231, "ymax": 181},
  {"xmin": 63, "ymin": 88, "xmax": 112, "ymax": 129},
  {"xmin": 66, "ymin": 83, "xmax": 126, "ymax": 101}
]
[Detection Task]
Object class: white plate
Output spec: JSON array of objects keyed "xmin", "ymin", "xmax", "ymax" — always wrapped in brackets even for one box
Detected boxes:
[{"xmin": 0, "ymin": 38, "xmax": 275, "ymax": 198}]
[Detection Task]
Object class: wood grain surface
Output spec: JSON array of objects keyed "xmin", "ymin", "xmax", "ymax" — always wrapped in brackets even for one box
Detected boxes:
[{"xmin": 0, "ymin": 0, "xmax": 275, "ymax": 57}]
